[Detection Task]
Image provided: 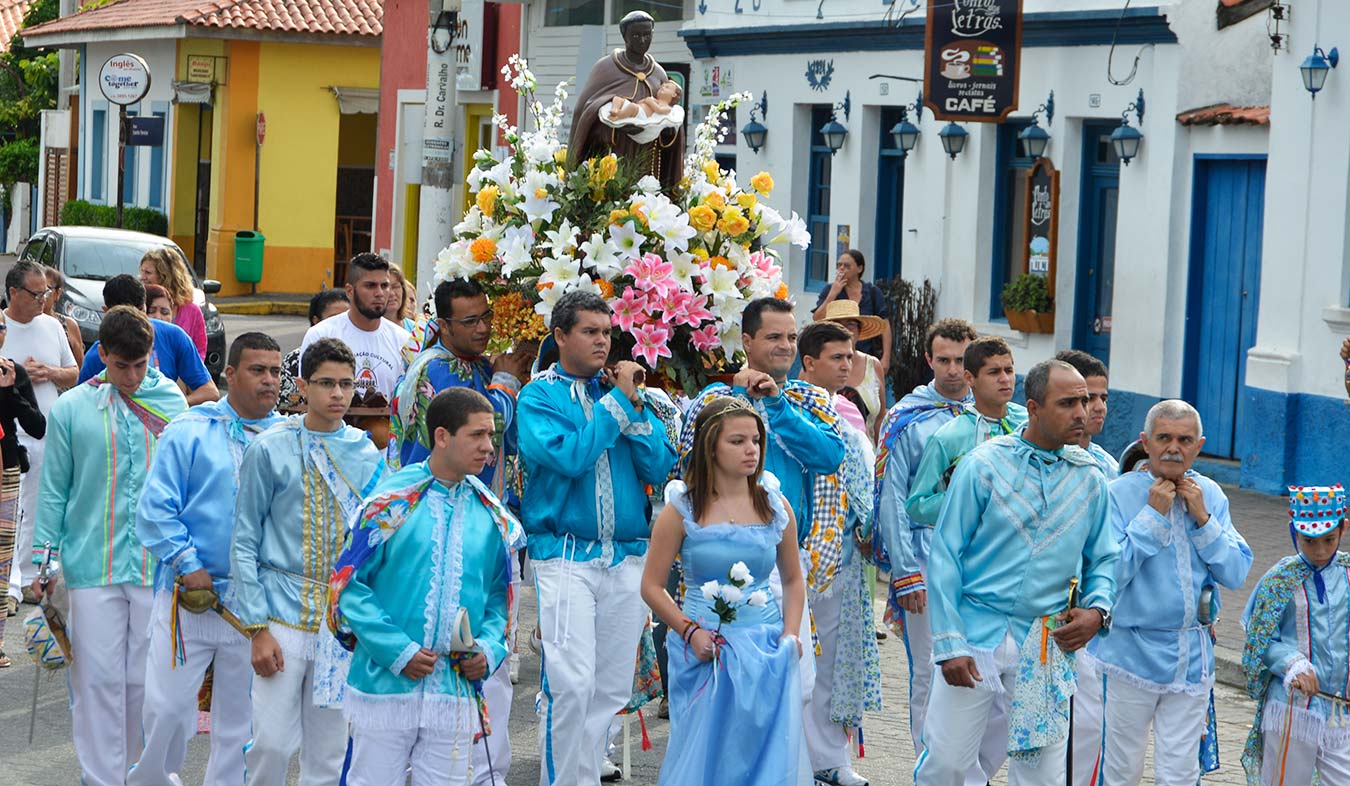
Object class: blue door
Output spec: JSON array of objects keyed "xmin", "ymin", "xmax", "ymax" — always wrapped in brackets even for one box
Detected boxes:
[
  {"xmin": 1183, "ymin": 157, "xmax": 1266, "ymax": 458},
  {"xmin": 873, "ymin": 107, "xmax": 906, "ymax": 280},
  {"xmin": 1073, "ymin": 122, "xmax": 1122, "ymax": 364}
]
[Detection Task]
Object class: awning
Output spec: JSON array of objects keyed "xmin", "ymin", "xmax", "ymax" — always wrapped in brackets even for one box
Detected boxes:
[
  {"xmin": 329, "ymin": 86, "xmax": 379, "ymax": 114},
  {"xmin": 172, "ymin": 80, "xmax": 213, "ymax": 106}
]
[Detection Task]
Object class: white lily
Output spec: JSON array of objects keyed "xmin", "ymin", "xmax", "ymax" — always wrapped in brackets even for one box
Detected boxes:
[
  {"xmin": 534, "ymin": 282, "xmax": 564, "ymax": 319},
  {"xmin": 703, "ymin": 266, "xmax": 742, "ymax": 303},
  {"xmin": 544, "ymin": 219, "xmax": 579, "ymax": 258},
  {"xmin": 579, "ymin": 232, "xmax": 625, "ymax": 279},
  {"xmin": 608, "ymin": 221, "xmax": 645, "ymax": 261},
  {"xmin": 499, "ymin": 226, "xmax": 535, "ymax": 276},
  {"xmin": 539, "ymin": 255, "xmax": 580, "ymax": 288}
]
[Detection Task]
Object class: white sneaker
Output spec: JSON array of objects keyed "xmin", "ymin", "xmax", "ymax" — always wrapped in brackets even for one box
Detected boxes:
[
  {"xmin": 529, "ymin": 628, "xmax": 543, "ymax": 655},
  {"xmin": 815, "ymin": 766, "xmax": 869, "ymax": 786},
  {"xmin": 509, "ymin": 652, "xmax": 520, "ymax": 684},
  {"xmin": 600, "ymin": 758, "xmax": 622, "ymax": 782}
]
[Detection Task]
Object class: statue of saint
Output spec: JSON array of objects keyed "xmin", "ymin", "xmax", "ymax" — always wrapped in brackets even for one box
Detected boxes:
[{"xmin": 568, "ymin": 11, "xmax": 686, "ymax": 191}]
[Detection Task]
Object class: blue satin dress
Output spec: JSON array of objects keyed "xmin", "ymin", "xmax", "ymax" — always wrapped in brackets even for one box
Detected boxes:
[{"xmin": 658, "ymin": 473, "xmax": 811, "ymax": 786}]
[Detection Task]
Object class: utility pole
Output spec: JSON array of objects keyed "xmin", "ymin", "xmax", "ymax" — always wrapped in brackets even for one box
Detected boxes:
[{"xmin": 414, "ymin": 0, "xmax": 461, "ymax": 295}]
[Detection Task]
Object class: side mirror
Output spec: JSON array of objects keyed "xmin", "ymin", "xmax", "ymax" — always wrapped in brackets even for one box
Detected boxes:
[{"xmin": 202, "ymin": 280, "xmax": 222, "ymax": 295}]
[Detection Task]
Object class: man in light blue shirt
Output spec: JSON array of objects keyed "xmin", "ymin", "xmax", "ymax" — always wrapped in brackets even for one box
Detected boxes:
[
  {"xmin": 32, "ymin": 307, "xmax": 186, "ymax": 786},
  {"xmin": 917, "ymin": 360, "xmax": 1119, "ymax": 786},
  {"xmin": 517, "ymin": 291, "xmax": 676, "ymax": 786},
  {"xmin": 1083, "ymin": 400, "xmax": 1251, "ymax": 786},
  {"xmin": 1055, "ymin": 350, "xmax": 1119, "ymax": 480},
  {"xmin": 129, "ymin": 333, "xmax": 286, "ymax": 786}
]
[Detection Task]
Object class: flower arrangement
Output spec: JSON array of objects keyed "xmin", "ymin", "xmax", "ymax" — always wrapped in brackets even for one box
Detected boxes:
[
  {"xmin": 700, "ymin": 561, "xmax": 769, "ymax": 633},
  {"xmin": 435, "ymin": 55, "xmax": 810, "ymax": 395}
]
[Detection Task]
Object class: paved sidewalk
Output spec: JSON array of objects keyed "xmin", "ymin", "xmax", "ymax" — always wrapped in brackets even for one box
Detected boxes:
[{"xmin": 1213, "ymin": 483, "xmax": 1294, "ymax": 688}]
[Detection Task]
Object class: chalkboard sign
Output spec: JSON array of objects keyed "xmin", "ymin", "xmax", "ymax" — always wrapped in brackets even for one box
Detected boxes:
[
  {"xmin": 924, "ymin": 0, "xmax": 1024, "ymax": 123},
  {"xmin": 1023, "ymin": 158, "xmax": 1059, "ymax": 288}
]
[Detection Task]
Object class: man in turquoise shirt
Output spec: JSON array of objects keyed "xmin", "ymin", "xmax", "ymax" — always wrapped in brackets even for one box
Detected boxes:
[
  {"xmin": 917, "ymin": 360, "xmax": 1118, "ymax": 786},
  {"xmin": 32, "ymin": 306, "xmax": 187, "ymax": 786},
  {"xmin": 331, "ymin": 387, "xmax": 524, "ymax": 786},
  {"xmin": 517, "ymin": 291, "xmax": 676, "ymax": 786},
  {"xmin": 130, "ymin": 333, "xmax": 286, "ymax": 786}
]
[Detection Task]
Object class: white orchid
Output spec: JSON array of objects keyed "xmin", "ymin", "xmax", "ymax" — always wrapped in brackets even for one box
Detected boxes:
[{"xmin": 746, "ymin": 590, "xmax": 769, "ymax": 607}]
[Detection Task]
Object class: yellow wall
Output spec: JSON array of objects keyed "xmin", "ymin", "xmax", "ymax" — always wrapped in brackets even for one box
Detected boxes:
[
  {"xmin": 200, "ymin": 39, "xmax": 379, "ymax": 295},
  {"xmin": 169, "ymin": 40, "xmax": 224, "ymax": 262}
]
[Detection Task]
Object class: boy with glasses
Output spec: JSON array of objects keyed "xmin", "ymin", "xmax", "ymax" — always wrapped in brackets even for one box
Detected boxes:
[{"xmin": 231, "ymin": 338, "xmax": 386, "ymax": 785}]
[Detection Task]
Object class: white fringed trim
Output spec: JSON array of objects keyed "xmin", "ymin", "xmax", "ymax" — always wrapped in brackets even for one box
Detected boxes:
[
  {"xmin": 1260, "ymin": 697, "xmax": 1350, "ymax": 747},
  {"xmin": 1283, "ymin": 657, "xmax": 1315, "ymax": 691},
  {"xmin": 266, "ymin": 623, "xmax": 320, "ymax": 663},
  {"xmin": 1087, "ymin": 651, "xmax": 1214, "ymax": 698},
  {"xmin": 966, "ymin": 646, "xmax": 1006, "ymax": 695},
  {"xmin": 342, "ymin": 687, "xmax": 478, "ymax": 733},
  {"xmin": 155, "ymin": 592, "xmax": 247, "ymax": 647}
]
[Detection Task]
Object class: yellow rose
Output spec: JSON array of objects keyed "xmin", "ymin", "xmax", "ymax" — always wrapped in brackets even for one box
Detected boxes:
[
  {"xmin": 751, "ymin": 171, "xmax": 774, "ymax": 195},
  {"xmin": 702, "ymin": 160, "xmax": 721, "ymax": 180},
  {"xmin": 691, "ymin": 247, "xmax": 710, "ymax": 261},
  {"xmin": 736, "ymin": 192, "xmax": 757, "ymax": 210},
  {"xmin": 703, "ymin": 191, "xmax": 726, "ymax": 211},
  {"xmin": 475, "ymin": 185, "xmax": 499, "ymax": 218},
  {"xmin": 717, "ymin": 207, "xmax": 750, "ymax": 237},
  {"xmin": 554, "ymin": 148, "xmax": 568, "ymax": 164},
  {"xmin": 598, "ymin": 154, "xmax": 618, "ymax": 182},
  {"xmin": 688, "ymin": 205, "xmax": 717, "ymax": 232},
  {"xmin": 609, "ymin": 208, "xmax": 629, "ymax": 225}
]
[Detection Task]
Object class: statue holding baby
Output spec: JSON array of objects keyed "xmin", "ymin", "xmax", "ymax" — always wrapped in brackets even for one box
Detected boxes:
[{"xmin": 568, "ymin": 11, "xmax": 686, "ymax": 191}]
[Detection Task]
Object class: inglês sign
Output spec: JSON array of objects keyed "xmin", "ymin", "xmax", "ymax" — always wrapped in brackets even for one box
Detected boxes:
[{"xmin": 99, "ymin": 53, "xmax": 152, "ymax": 106}]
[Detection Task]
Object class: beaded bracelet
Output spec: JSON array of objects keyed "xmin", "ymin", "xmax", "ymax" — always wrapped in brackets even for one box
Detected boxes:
[{"xmin": 682, "ymin": 620, "xmax": 701, "ymax": 644}]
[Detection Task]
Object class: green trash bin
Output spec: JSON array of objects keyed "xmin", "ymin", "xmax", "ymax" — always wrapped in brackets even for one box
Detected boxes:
[{"xmin": 234, "ymin": 231, "xmax": 264, "ymax": 289}]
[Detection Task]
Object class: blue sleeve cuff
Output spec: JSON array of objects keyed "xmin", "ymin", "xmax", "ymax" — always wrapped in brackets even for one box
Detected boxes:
[
  {"xmin": 931, "ymin": 631, "xmax": 971, "ymax": 663},
  {"xmin": 389, "ymin": 640, "xmax": 422, "ymax": 677},
  {"xmin": 170, "ymin": 546, "xmax": 204, "ymax": 577},
  {"xmin": 600, "ymin": 390, "xmax": 652, "ymax": 436}
]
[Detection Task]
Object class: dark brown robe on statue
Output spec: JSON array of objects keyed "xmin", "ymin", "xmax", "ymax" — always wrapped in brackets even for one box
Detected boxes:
[{"xmin": 568, "ymin": 50, "xmax": 685, "ymax": 191}]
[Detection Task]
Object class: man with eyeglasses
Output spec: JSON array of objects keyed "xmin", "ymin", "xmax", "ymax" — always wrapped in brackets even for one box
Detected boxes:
[
  {"xmin": 231, "ymin": 337, "xmax": 385, "ymax": 786},
  {"xmin": 2, "ymin": 259, "xmax": 77, "ymax": 616},
  {"xmin": 299, "ymin": 253, "xmax": 411, "ymax": 402},
  {"xmin": 387, "ymin": 276, "xmax": 534, "ymax": 784}
]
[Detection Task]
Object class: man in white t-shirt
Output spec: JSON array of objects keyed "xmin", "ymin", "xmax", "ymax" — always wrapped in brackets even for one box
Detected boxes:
[
  {"xmin": 299, "ymin": 253, "xmax": 410, "ymax": 402},
  {"xmin": 4, "ymin": 260, "xmax": 78, "ymax": 610}
]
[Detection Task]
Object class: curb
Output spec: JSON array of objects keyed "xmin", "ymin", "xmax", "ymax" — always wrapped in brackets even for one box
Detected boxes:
[
  {"xmin": 213, "ymin": 301, "xmax": 308, "ymax": 317},
  {"xmin": 1215, "ymin": 644, "xmax": 1245, "ymax": 691}
]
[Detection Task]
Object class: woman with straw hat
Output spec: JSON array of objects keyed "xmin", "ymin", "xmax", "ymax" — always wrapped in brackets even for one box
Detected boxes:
[
  {"xmin": 811, "ymin": 249, "xmax": 891, "ymax": 368},
  {"xmin": 823, "ymin": 299, "xmax": 888, "ymax": 440}
]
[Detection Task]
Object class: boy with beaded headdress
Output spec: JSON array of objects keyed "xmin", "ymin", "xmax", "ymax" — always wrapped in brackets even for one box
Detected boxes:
[{"xmin": 1241, "ymin": 484, "xmax": 1350, "ymax": 786}]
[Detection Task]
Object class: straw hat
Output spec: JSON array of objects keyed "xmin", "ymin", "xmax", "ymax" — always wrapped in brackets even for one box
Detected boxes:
[{"xmin": 822, "ymin": 299, "xmax": 886, "ymax": 341}]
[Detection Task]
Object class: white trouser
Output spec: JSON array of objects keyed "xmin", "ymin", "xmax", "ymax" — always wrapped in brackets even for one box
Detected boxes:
[
  {"xmin": 1070, "ymin": 655, "xmax": 1105, "ymax": 786},
  {"xmin": 1099, "ymin": 674, "xmax": 1207, "ymax": 786},
  {"xmin": 769, "ymin": 561, "xmax": 816, "ymax": 703},
  {"xmin": 128, "ymin": 591, "xmax": 254, "ymax": 786},
  {"xmin": 347, "ymin": 727, "xmax": 473, "ymax": 786},
  {"xmin": 901, "ymin": 602, "xmax": 934, "ymax": 755},
  {"xmin": 472, "ymin": 656, "xmax": 513, "ymax": 785},
  {"xmin": 68, "ymin": 584, "xmax": 154, "ymax": 786},
  {"xmin": 534, "ymin": 556, "xmax": 648, "ymax": 786},
  {"xmin": 804, "ymin": 585, "xmax": 850, "ymax": 771},
  {"xmin": 244, "ymin": 641, "xmax": 347, "ymax": 786},
  {"xmin": 916, "ymin": 634, "xmax": 1052, "ymax": 786},
  {"xmin": 8, "ymin": 436, "xmax": 43, "ymax": 599},
  {"xmin": 1260, "ymin": 696, "xmax": 1350, "ymax": 786}
]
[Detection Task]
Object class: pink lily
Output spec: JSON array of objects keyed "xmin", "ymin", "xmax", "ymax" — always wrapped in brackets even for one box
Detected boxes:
[
  {"xmin": 612, "ymin": 287, "xmax": 649, "ymax": 332},
  {"xmin": 748, "ymin": 250, "xmax": 782, "ymax": 279},
  {"xmin": 689, "ymin": 323, "xmax": 720, "ymax": 352},
  {"xmin": 631, "ymin": 323, "xmax": 672, "ymax": 366},
  {"xmin": 677, "ymin": 293, "xmax": 715, "ymax": 328},
  {"xmin": 624, "ymin": 252, "xmax": 675, "ymax": 292}
]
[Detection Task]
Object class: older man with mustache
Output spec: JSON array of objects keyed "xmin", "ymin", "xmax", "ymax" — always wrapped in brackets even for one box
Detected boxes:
[{"xmin": 1079, "ymin": 399, "xmax": 1252, "ymax": 786}]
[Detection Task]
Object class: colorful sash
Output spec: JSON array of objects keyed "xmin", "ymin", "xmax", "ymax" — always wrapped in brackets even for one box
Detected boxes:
[{"xmin": 87, "ymin": 370, "xmax": 180, "ymax": 438}]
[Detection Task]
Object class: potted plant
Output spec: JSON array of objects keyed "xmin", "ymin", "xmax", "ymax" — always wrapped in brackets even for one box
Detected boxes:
[{"xmin": 1001, "ymin": 273, "xmax": 1055, "ymax": 333}]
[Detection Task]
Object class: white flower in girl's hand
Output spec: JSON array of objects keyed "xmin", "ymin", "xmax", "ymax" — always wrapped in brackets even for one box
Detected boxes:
[
  {"xmin": 718, "ymin": 584, "xmax": 744, "ymax": 604},
  {"xmin": 701, "ymin": 580, "xmax": 721, "ymax": 600},
  {"xmin": 728, "ymin": 562, "xmax": 753, "ymax": 585},
  {"xmin": 746, "ymin": 590, "xmax": 769, "ymax": 607}
]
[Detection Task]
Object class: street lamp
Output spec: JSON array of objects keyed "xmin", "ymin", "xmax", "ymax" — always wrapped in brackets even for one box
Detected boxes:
[
  {"xmin": 1017, "ymin": 91, "xmax": 1054, "ymax": 159},
  {"xmin": 741, "ymin": 91, "xmax": 768, "ymax": 153},
  {"xmin": 1110, "ymin": 89, "xmax": 1146, "ymax": 166},
  {"xmin": 1301, "ymin": 46, "xmax": 1339, "ymax": 97},
  {"xmin": 889, "ymin": 89, "xmax": 923, "ymax": 158},
  {"xmin": 938, "ymin": 121, "xmax": 968, "ymax": 160},
  {"xmin": 820, "ymin": 91, "xmax": 851, "ymax": 155}
]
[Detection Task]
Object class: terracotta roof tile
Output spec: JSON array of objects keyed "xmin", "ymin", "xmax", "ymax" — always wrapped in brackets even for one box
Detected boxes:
[
  {"xmin": 1176, "ymin": 103, "xmax": 1270, "ymax": 127},
  {"xmin": 22, "ymin": 0, "xmax": 381, "ymax": 39},
  {"xmin": 0, "ymin": 0, "xmax": 32, "ymax": 53}
]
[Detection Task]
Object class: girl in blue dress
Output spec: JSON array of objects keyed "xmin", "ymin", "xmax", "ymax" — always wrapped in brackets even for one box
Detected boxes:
[{"xmin": 641, "ymin": 395, "xmax": 812, "ymax": 785}]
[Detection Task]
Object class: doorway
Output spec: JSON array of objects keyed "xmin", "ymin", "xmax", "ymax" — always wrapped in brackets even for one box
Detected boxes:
[
  {"xmin": 1182, "ymin": 156, "xmax": 1266, "ymax": 458},
  {"xmin": 1072, "ymin": 122, "xmax": 1122, "ymax": 365},
  {"xmin": 874, "ymin": 106, "xmax": 907, "ymax": 281}
]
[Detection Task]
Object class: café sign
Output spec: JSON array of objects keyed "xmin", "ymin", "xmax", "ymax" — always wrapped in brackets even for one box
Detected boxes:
[{"xmin": 924, "ymin": 0, "xmax": 1023, "ymax": 122}]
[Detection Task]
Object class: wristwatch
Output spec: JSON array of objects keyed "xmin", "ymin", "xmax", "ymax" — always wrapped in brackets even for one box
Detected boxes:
[{"xmin": 1093, "ymin": 607, "xmax": 1112, "ymax": 632}]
